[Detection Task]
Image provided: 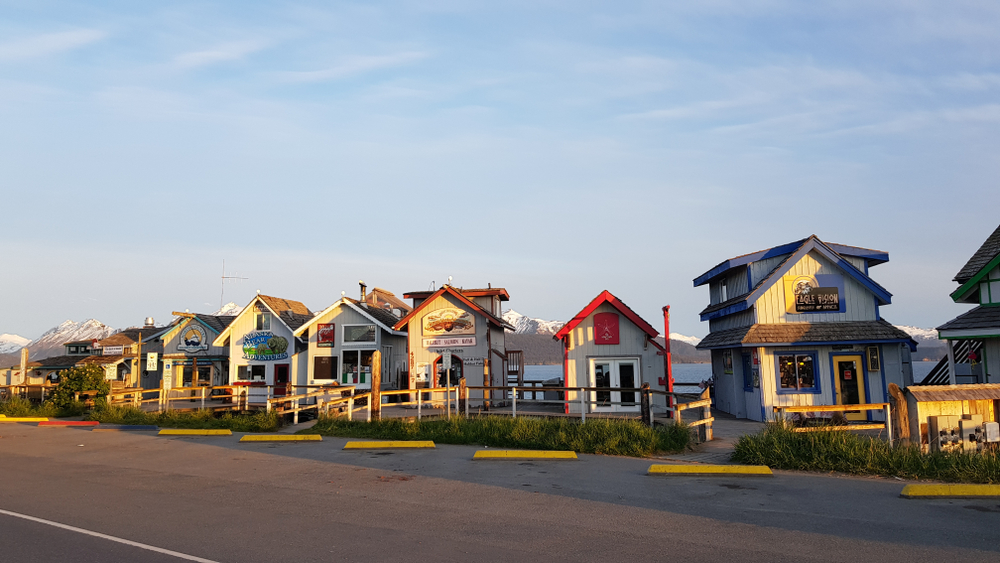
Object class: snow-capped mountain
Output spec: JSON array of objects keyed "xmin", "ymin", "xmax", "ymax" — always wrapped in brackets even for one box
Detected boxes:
[
  {"xmin": 0, "ymin": 334, "xmax": 30, "ymax": 355},
  {"xmin": 503, "ymin": 310, "xmax": 564, "ymax": 335},
  {"xmin": 669, "ymin": 333, "xmax": 702, "ymax": 346},
  {"xmin": 213, "ymin": 302, "xmax": 242, "ymax": 316},
  {"xmin": 24, "ymin": 319, "xmax": 116, "ymax": 360},
  {"xmin": 895, "ymin": 325, "xmax": 939, "ymax": 344}
]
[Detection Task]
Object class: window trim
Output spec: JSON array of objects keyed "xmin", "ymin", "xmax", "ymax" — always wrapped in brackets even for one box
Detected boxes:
[
  {"xmin": 255, "ymin": 312, "xmax": 271, "ymax": 331},
  {"xmin": 774, "ymin": 350, "xmax": 821, "ymax": 395},
  {"xmin": 341, "ymin": 323, "xmax": 377, "ymax": 346}
]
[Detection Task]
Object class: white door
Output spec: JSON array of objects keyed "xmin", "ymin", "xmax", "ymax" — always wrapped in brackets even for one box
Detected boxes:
[{"xmin": 590, "ymin": 359, "xmax": 641, "ymax": 412}]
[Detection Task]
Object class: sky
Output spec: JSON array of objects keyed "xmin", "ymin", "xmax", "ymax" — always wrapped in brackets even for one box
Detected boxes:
[{"xmin": 2, "ymin": 1, "xmax": 1000, "ymax": 340}]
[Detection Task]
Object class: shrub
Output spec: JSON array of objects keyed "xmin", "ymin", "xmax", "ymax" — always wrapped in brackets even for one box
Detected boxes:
[
  {"xmin": 733, "ymin": 422, "xmax": 1000, "ymax": 484},
  {"xmin": 307, "ymin": 415, "xmax": 689, "ymax": 456},
  {"xmin": 48, "ymin": 365, "xmax": 110, "ymax": 410}
]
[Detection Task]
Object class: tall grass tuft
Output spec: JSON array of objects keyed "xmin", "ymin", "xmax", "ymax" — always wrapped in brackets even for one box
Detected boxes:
[
  {"xmin": 87, "ymin": 406, "xmax": 280, "ymax": 432},
  {"xmin": 0, "ymin": 396, "xmax": 85, "ymax": 418},
  {"xmin": 307, "ymin": 415, "xmax": 689, "ymax": 457},
  {"xmin": 733, "ymin": 422, "xmax": 1000, "ymax": 484}
]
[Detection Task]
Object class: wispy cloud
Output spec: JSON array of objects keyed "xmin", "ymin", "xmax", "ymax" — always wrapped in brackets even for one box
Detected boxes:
[
  {"xmin": 0, "ymin": 29, "xmax": 105, "ymax": 62},
  {"xmin": 279, "ymin": 51, "xmax": 428, "ymax": 83},
  {"xmin": 173, "ymin": 41, "xmax": 269, "ymax": 69}
]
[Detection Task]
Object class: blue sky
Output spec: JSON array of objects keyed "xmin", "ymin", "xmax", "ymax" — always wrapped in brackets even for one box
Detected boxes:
[{"xmin": 2, "ymin": 1, "xmax": 999, "ymax": 340}]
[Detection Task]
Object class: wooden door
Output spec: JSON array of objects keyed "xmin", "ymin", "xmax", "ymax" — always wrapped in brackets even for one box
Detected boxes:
[
  {"xmin": 832, "ymin": 354, "xmax": 866, "ymax": 421},
  {"xmin": 274, "ymin": 364, "xmax": 290, "ymax": 397}
]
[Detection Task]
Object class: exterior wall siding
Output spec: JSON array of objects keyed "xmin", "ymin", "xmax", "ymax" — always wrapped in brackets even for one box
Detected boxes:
[
  {"xmin": 750, "ymin": 255, "xmax": 789, "ymax": 288},
  {"xmin": 754, "ymin": 250, "xmax": 878, "ymax": 324},
  {"xmin": 225, "ymin": 301, "xmax": 302, "ymax": 403},
  {"xmin": 709, "ymin": 309, "xmax": 755, "ymax": 331},
  {"xmin": 564, "ymin": 302, "xmax": 665, "ymax": 414},
  {"xmin": 303, "ymin": 304, "xmax": 408, "ymax": 390}
]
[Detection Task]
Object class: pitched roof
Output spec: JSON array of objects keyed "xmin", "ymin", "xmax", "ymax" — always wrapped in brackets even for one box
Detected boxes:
[
  {"xmin": 393, "ymin": 285, "xmax": 514, "ymax": 331},
  {"xmin": 954, "ymin": 224, "xmax": 1000, "ymax": 283},
  {"xmin": 696, "ymin": 320, "xmax": 915, "ymax": 349},
  {"xmin": 292, "ymin": 298, "xmax": 407, "ymax": 337},
  {"xmin": 194, "ymin": 314, "xmax": 236, "ymax": 333},
  {"xmin": 403, "ymin": 287, "xmax": 510, "ymax": 301},
  {"xmin": 694, "ymin": 237, "xmax": 889, "ymax": 287},
  {"xmin": 97, "ymin": 328, "xmax": 164, "ymax": 347},
  {"xmin": 365, "ymin": 288, "xmax": 412, "ymax": 313},
  {"xmin": 553, "ymin": 290, "xmax": 659, "ymax": 341},
  {"xmin": 907, "ymin": 383, "xmax": 1000, "ymax": 402},
  {"xmin": 936, "ymin": 306, "xmax": 1000, "ymax": 334},
  {"xmin": 697, "ymin": 236, "xmax": 893, "ymax": 322},
  {"xmin": 259, "ymin": 295, "xmax": 311, "ymax": 316}
]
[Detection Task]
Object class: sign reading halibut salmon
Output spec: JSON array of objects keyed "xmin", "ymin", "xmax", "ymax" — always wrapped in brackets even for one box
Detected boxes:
[{"xmin": 423, "ymin": 337, "xmax": 476, "ymax": 348}]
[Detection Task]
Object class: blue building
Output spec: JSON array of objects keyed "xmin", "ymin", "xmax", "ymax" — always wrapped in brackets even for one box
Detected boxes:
[{"xmin": 694, "ymin": 235, "xmax": 916, "ymax": 422}]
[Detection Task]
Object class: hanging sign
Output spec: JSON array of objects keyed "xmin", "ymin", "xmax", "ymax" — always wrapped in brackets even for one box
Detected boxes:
[
  {"xmin": 317, "ymin": 323, "xmax": 336, "ymax": 348},
  {"xmin": 593, "ymin": 313, "xmax": 620, "ymax": 345},
  {"xmin": 146, "ymin": 352, "xmax": 158, "ymax": 371},
  {"xmin": 104, "ymin": 364, "xmax": 117, "ymax": 380},
  {"xmin": 241, "ymin": 331, "xmax": 289, "ymax": 361},
  {"xmin": 783, "ymin": 274, "xmax": 844, "ymax": 314},
  {"xmin": 422, "ymin": 308, "xmax": 475, "ymax": 336},
  {"xmin": 443, "ymin": 354, "xmax": 452, "ymax": 371}
]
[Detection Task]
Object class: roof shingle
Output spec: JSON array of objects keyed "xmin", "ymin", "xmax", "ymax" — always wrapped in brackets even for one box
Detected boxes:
[
  {"xmin": 697, "ymin": 320, "xmax": 913, "ymax": 349},
  {"xmin": 954, "ymin": 224, "xmax": 1000, "ymax": 283}
]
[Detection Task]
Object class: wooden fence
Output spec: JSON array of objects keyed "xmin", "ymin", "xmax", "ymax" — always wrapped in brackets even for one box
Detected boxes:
[{"xmin": 773, "ymin": 403, "xmax": 892, "ymax": 442}]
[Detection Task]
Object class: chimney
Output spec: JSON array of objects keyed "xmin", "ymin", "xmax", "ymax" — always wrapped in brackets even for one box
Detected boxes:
[
  {"xmin": 359, "ymin": 280, "xmax": 367, "ymax": 303},
  {"xmin": 144, "ymin": 317, "xmax": 155, "ymax": 328}
]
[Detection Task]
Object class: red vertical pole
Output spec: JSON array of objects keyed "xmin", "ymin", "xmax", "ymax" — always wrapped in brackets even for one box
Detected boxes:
[
  {"xmin": 663, "ymin": 306, "xmax": 674, "ymax": 416},
  {"xmin": 563, "ymin": 337, "xmax": 570, "ymax": 414}
]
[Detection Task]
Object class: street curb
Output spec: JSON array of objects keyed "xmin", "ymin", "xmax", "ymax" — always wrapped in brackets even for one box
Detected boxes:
[
  {"xmin": 900, "ymin": 484, "xmax": 1000, "ymax": 498},
  {"xmin": 473, "ymin": 450, "xmax": 577, "ymax": 460},
  {"xmin": 0, "ymin": 418, "xmax": 49, "ymax": 423},
  {"xmin": 159, "ymin": 429, "xmax": 232, "ymax": 436},
  {"xmin": 38, "ymin": 421, "xmax": 100, "ymax": 427},
  {"xmin": 344, "ymin": 441, "xmax": 436, "ymax": 449},
  {"xmin": 240, "ymin": 434, "xmax": 322, "ymax": 442},
  {"xmin": 92, "ymin": 425, "xmax": 159, "ymax": 432},
  {"xmin": 647, "ymin": 464, "xmax": 773, "ymax": 476}
]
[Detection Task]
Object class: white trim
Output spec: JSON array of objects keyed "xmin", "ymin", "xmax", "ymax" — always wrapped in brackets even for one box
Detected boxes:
[
  {"xmin": 342, "ymin": 323, "xmax": 378, "ymax": 347},
  {"xmin": 588, "ymin": 357, "xmax": 641, "ymax": 413},
  {"xmin": 939, "ymin": 328, "xmax": 1000, "ymax": 339},
  {"xmin": 292, "ymin": 299, "xmax": 407, "ymax": 338}
]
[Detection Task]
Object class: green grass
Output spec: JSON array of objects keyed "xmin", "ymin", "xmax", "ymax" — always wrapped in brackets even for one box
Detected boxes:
[
  {"xmin": 733, "ymin": 422, "xmax": 1000, "ymax": 484},
  {"xmin": 86, "ymin": 406, "xmax": 281, "ymax": 432},
  {"xmin": 0, "ymin": 397, "xmax": 84, "ymax": 418},
  {"xmin": 306, "ymin": 415, "xmax": 690, "ymax": 457}
]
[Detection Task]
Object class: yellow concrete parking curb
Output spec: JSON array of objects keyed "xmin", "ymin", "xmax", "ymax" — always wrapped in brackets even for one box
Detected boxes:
[
  {"xmin": 159, "ymin": 429, "xmax": 232, "ymax": 436},
  {"xmin": 900, "ymin": 484, "xmax": 1000, "ymax": 498},
  {"xmin": 473, "ymin": 450, "xmax": 577, "ymax": 460},
  {"xmin": 344, "ymin": 441, "xmax": 436, "ymax": 449},
  {"xmin": 647, "ymin": 464, "xmax": 773, "ymax": 476},
  {"xmin": 0, "ymin": 417, "xmax": 49, "ymax": 423},
  {"xmin": 239, "ymin": 434, "xmax": 322, "ymax": 442}
]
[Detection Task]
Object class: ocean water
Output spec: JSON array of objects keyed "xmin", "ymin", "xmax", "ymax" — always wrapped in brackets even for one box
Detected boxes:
[{"xmin": 524, "ymin": 361, "xmax": 938, "ymax": 386}]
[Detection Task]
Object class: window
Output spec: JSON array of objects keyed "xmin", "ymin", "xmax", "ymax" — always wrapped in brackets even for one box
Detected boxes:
[
  {"xmin": 237, "ymin": 366, "xmax": 248, "ymax": 380},
  {"xmin": 343, "ymin": 324, "xmax": 376, "ymax": 344},
  {"xmin": 720, "ymin": 278, "xmax": 728, "ymax": 302},
  {"xmin": 314, "ymin": 356, "xmax": 337, "ymax": 381},
  {"xmin": 776, "ymin": 352, "xmax": 818, "ymax": 393},
  {"xmin": 250, "ymin": 365, "xmax": 266, "ymax": 381},
  {"xmin": 255, "ymin": 312, "xmax": 271, "ymax": 330}
]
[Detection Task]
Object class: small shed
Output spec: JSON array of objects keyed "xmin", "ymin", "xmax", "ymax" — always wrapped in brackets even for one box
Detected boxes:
[
  {"xmin": 553, "ymin": 291, "xmax": 668, "ymax": 414},
  {"xmin": 905, "ymin": 384, "xmax": 1000, "ymax": 452}
]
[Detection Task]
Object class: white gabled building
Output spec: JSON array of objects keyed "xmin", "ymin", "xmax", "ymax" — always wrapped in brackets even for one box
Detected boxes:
[{"xmin": 212, "ymin": 294, "xmax": 314, "ymax": 403}]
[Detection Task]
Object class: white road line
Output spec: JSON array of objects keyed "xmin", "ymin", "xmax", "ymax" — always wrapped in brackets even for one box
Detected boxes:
[{"xmin": 0, "ymin": 508, "xmax": 220, "ymax": 563}]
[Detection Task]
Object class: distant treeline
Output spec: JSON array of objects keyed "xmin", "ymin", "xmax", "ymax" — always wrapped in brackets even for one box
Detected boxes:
[{"xmin": 505, "ymin": 334, "xmax": 710, "ymax": 365}]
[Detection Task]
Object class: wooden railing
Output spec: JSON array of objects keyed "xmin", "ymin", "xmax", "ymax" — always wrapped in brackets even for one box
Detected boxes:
[{"xmin": 773, "ymin": 403, "xmax": 892, "ymax": 442}]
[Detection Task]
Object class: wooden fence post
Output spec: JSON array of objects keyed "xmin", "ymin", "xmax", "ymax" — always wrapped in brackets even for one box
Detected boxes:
[
  {"xmin": 640, "ymin": 383, "xmax": 651, "ymax": 427},
  {"xmin": 417, "ymin": 391, "xmax": 422, "ymax": 421},
  {"xmin": 887, "ymin": 383, "xmax": 908, "ymax": 445},
  {"xmin": 458, "ymin": 377, "xmax": 467, "ymax": 416},
  {"xmin": 512, "ymin": 392, "xmax": 517, "ymax": 418},
  {"xmin": 348, "ymin": 396, "xmax": 354, "ymax": 421},
  {"xmin": 700, "ymin": 387, "xmax": 712, "ymax": 442},
  {"xmin": 371, "ymin": 351, "xmax": 382, "ymax": 421},
  {"xmin": 579, "ymin": 388, "xmax": 586, "ymax": 422}
]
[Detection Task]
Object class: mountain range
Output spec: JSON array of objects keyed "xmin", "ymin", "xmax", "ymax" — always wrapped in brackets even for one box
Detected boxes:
[{"xmin": 0, "ymin": 319, "xmax": 116, "ymax": 368}]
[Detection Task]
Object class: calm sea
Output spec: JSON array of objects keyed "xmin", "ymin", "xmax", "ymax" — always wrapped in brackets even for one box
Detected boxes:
[{"xmin": 524, "ymin": 361, "xmax": 938, "ymax": 386}]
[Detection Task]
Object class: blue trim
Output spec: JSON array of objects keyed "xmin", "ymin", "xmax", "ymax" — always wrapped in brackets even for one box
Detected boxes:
[
  {"xmin": 827, "ymin": 351, "xmax": 868, "ymax": 417},
  {"xmin": 826, "ymin": 243, "xmax": 889, "ymax": 266},
  {"xmin": 699, "ymin": 300, "xmax": 750, "ymax": 322},
  {"xmin": 774, "ymin": 350, "xmax": 822, "ymax": 395},
  {"xmin": 693, "ymin": 240, "xmax": 804, "ymax": 287},
  {"xmin": 698, "ymin": 338, "xmax": 913, "ymax": 351},
  {"xmin": 874, "ymin": 296, "xmax": 881, "ymax": 320}
]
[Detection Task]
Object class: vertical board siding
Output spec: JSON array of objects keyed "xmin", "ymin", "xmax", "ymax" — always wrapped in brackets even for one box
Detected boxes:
[
  {"xmin": 565, "ymin": 302, "xmax": 664, "ymax": 413},
  {"xmin": 226, "ymin": 302, "xmax": 298, "ymax": 386},
  {"xmin": 984, "ymin": 339, "xmax": 1000, "ymax": 383},
  {"xmin": 729, "ymin": 267, "xmax": 749, "ymax": 299},
  {"xmin": 750, "ymin": 255, "xmax": 790, "ymax": 288},
  {"xmin": 754, "ymin": 251, "xmax": 877, "ymax": 324},
  {"xmin": 709, "ymin": 309, "xmax": 755, "ymax": 331}
]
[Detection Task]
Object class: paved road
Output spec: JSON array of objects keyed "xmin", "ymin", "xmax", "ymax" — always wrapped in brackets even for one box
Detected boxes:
[{"xmin": 1, "ymin": 424, "xmax": 998, "ymax": 562}]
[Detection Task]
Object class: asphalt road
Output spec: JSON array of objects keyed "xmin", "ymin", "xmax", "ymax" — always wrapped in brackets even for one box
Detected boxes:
[{"xmin": 1, "ymin": 424, "xmax": 998, "ymax": 562}]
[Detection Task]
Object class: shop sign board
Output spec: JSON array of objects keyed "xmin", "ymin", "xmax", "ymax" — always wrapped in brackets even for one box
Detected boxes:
[
  {"xmin": 242, "ymin": 331, "xmax": 289, "ymax": 361},
  {"xmin": 146, "ymin": 352, "xmax": 158, "ymax": 371},
  {"xmin": 423, "ymin": 337, "xmax": 476, "ymax": 348}
]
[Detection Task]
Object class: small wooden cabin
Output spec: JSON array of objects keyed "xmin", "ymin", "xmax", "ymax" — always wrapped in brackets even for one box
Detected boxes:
[
  {"xmin": 155, "ymin": 313, "xmax": 236, "ymax": 390},
  {"xmin": 553, "ymin": 291, "xmax": 668, "ymax": 414},
  {"xmin": 212, "ymin": 294, "xmax": 313, "ymax": 402},
  {"xmin": 293, "ymin": 297, "xmax": 408, "ymax": 391},
  {"xmin": 393, "ymin": 285, "xmax": 514, "ymax": 401},
  {"xmin": 695, "ymin": 235, "xmax": 916, "ymax": 422}
]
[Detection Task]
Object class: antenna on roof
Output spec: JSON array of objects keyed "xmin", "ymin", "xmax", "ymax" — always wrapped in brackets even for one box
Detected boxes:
[
  {"xmin": 220, "ymin": 259, "xmax": 249, "ymax": 309},
  {"xmin": 448, "ymin": 276, "xmax": 453, "ymax": 286}
]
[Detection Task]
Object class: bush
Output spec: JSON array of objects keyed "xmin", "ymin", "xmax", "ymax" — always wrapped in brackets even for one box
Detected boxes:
[
  {"xmin": 47, "ymin": 365, "xmax": 110, "ymax": 410},
  {"xmin": 307, "ymin": 415, "xmax": 690, "ymax": 456},
  {"xmin": 732, "ymin": 422, "xmax": 1000, "ymax": 484},
  {"xmin": 87, "ymin": 406, "xmax": 280, "ymax": 432},
  {"xmin": 0, "ymin": 396, "xmax": 59, "ymax": 418}
]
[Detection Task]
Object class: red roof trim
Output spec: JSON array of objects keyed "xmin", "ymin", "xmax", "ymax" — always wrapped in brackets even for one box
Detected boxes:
[
  {"xmin": 553, "ymin": 290, "xmax": 659, "ymax": 341},
  {"xmin": 393, "ymin": 285, "xmax": 509, "ymax": 331}
]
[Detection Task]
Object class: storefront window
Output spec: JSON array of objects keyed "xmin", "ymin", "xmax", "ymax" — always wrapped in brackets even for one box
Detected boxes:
[
  {"xmin": 777, "ymin": 353, "xmax": 817, "ymax": 392},
  {"xmin": 343, "ymin": 324, "xmax": 376, "ymax": 344},
  {"xmin": 250, "ymin": 365, "xmax": 266, "ymax": 381},
  {"xmin": 340, "ymin": 350, "xmax": 374, "ymax": 384}
]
